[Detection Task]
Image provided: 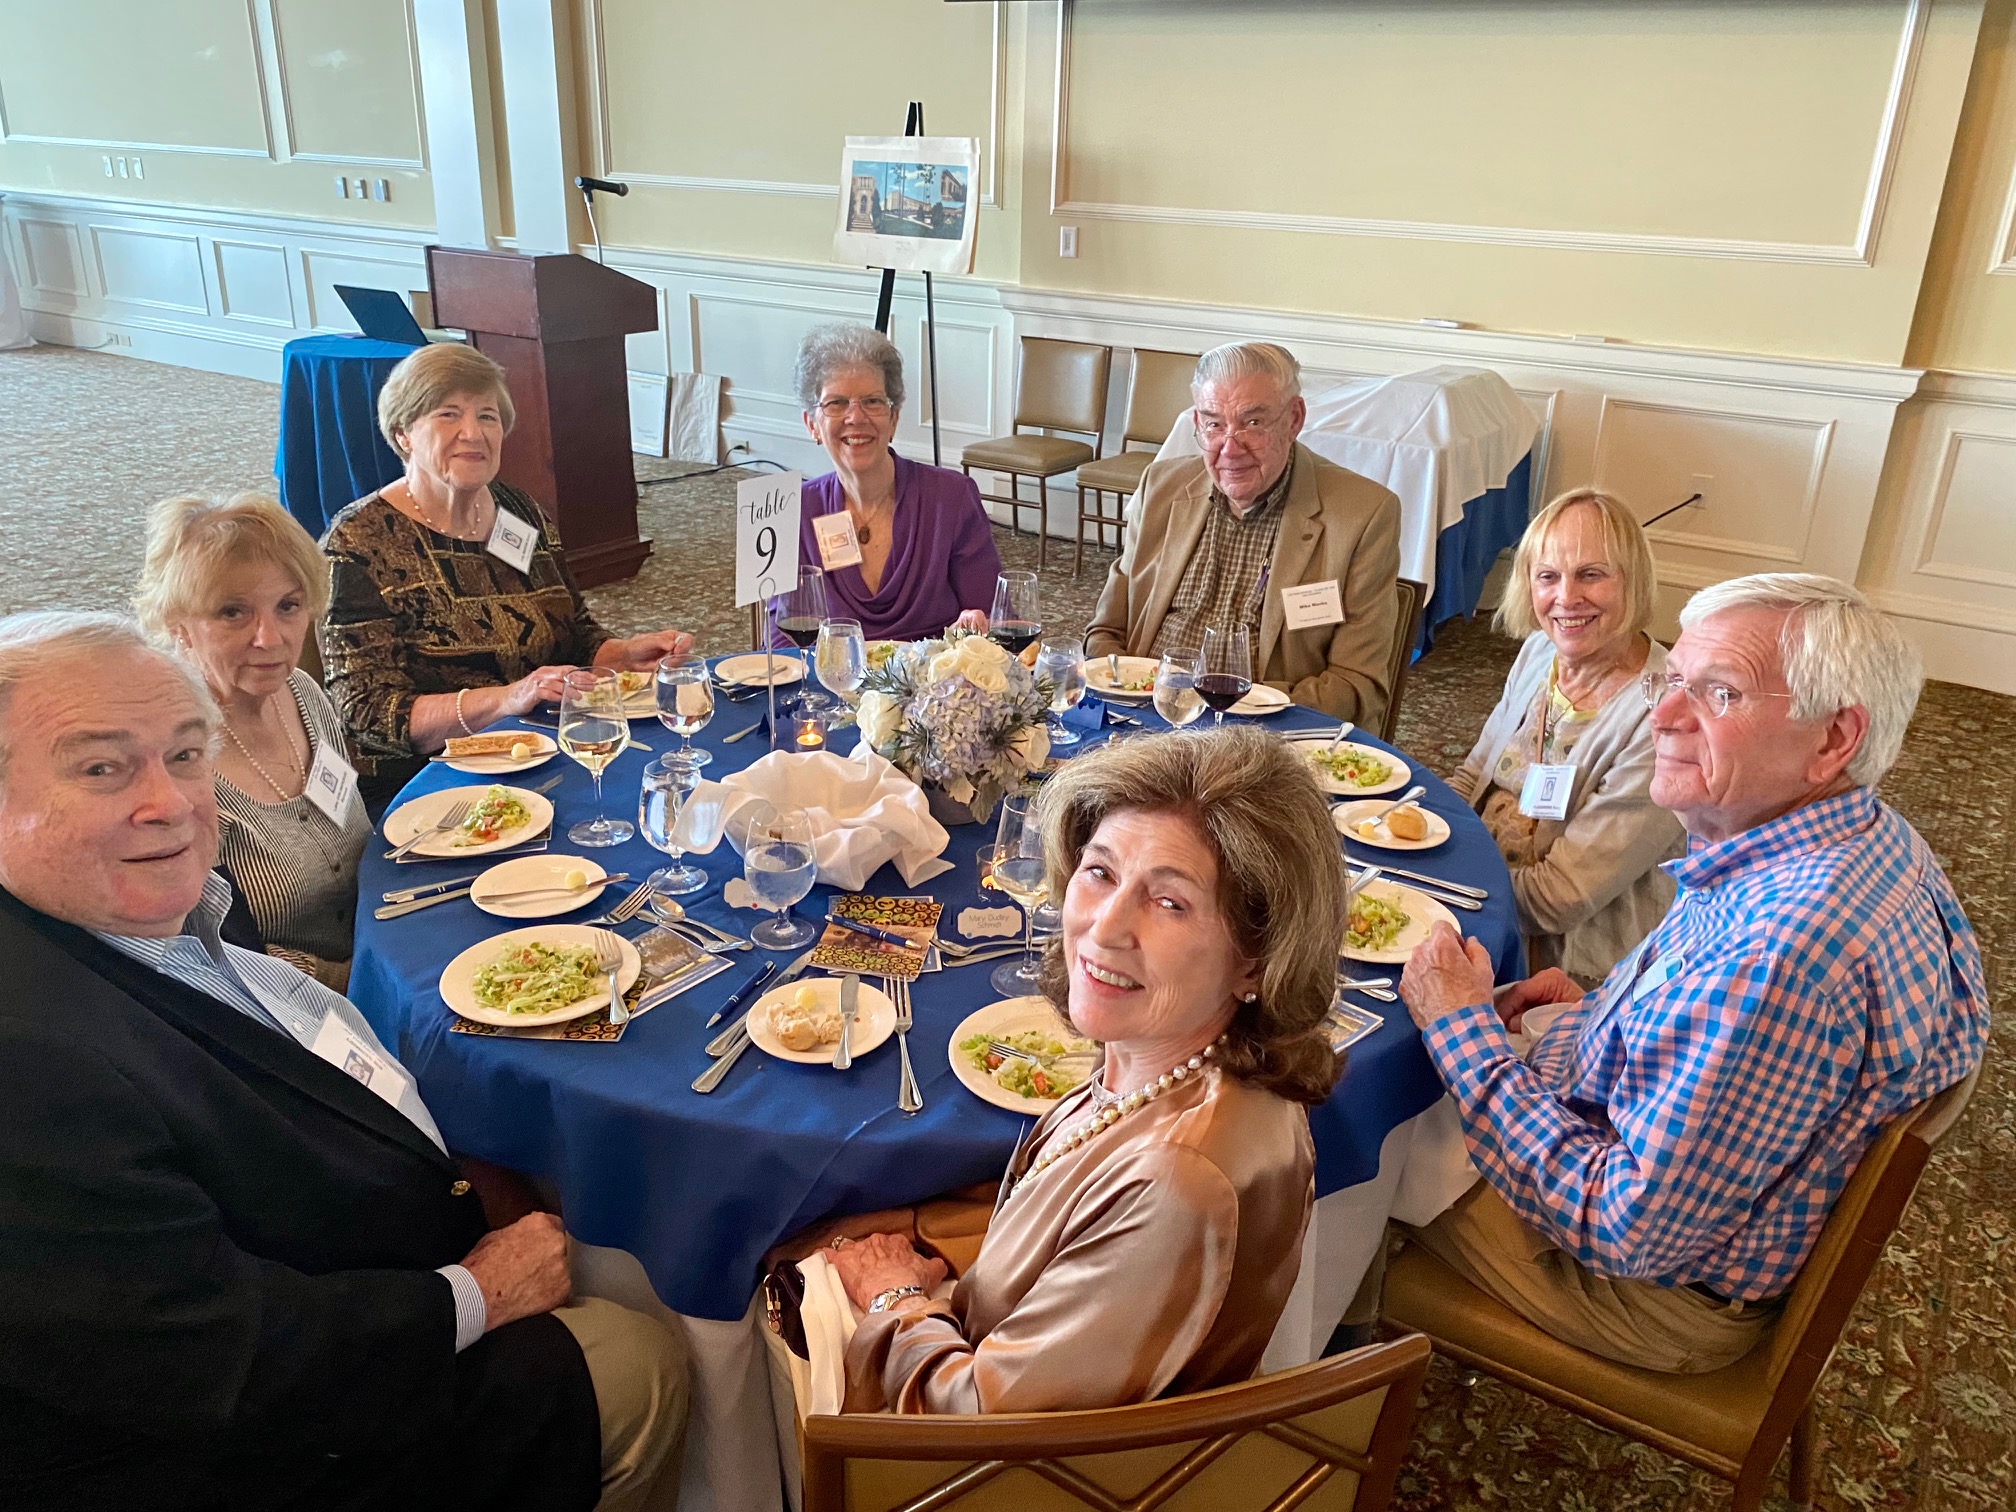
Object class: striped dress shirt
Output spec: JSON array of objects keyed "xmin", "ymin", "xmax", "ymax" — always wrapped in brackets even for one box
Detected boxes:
[
  {"xmin": 96, "ymin": 873, "xmax": 490, "ymax": 1350},
  {"xmin": 1423, "ymin": 787, "xmax": 1988, "ymax": 1301}
]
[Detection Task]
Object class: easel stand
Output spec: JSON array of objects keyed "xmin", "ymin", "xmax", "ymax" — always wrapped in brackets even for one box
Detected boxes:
[{"xmin": 871, "ymin": 100, "xmax": 944, "ymax": 468}]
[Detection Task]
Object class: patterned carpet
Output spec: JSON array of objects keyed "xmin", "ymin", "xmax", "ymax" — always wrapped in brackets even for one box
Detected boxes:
[{"xmin": 2, "ymin": 343, "xmax": 2008, "ymax": 1510}]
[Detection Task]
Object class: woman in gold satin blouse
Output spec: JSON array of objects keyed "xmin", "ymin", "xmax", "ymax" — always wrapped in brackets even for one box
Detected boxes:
[{"xmin": 830, "ymin": 727, "xmax": 1348, "ymax": 1413}]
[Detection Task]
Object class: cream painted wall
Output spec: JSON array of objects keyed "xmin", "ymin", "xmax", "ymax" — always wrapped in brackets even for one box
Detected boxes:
[{"xmin": 0, "ymin": 0, "xmax": 433, "ymax": 227}]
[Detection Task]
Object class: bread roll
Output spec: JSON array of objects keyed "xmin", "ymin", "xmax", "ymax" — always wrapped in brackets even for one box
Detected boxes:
[{"xmin": 1385, "ymin": 805, "xmax": 1428, "ymax": 841}]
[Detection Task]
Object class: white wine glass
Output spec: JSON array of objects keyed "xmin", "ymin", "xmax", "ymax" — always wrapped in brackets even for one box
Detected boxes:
[
  {"xmin": 638, "ymin": 753, "xmax": 707, "ymax": 896},
  {"xmin": 655, "ymin": 656, "xmax": 714, "ymax": 768},
  {"xmin": 770, "ymin": 567, "xmax": 829, "ymax": 686},
  {"xmin": 987, "ymin": 571, "xmax": 1041, "ymax": 657},
  {"xmin": 558, "ymin": 668, "xmax": 632, "ymax": 847},
  {"xmin": 1033, "ymin": 639, "xmax": 1087, "ymax": 748},
  {"xmin": 814, "ymin": 618, "xmax": 867, "ymax": 713},
  {"xmin": 1199, "ymin": 625, "xmax": 1253, "ymax": 727},
  {"xmin": 1153, "ymin": 649, "xmax": 1205, "ymax": 729},
  {"xmin": 989, "ymin": 791, "xmax": 1049, "ymax": 996},
  {"xmin": 743, "ymin": 802, "xmax": 820, "ymax": 949}
]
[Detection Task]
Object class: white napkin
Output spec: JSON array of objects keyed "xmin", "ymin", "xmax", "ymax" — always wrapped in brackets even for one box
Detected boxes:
[
  {"xmin": 668, "ymin": 748, "xmax": 952, "ymax": 890},
  {"xmin": 787, "ymin": 1252, "xmax": 957, "ymax": 1422}
]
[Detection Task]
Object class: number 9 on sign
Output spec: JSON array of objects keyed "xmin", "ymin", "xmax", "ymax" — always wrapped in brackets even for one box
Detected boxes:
[{"xmin": 735, "ymin": 472, "xmax": 802, "ymax": 607}]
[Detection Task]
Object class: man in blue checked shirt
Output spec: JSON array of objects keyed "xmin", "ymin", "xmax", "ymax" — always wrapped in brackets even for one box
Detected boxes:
[{"xmin": 1397, "ymin": 573, "xmax": 1987, "ymax": 1373}]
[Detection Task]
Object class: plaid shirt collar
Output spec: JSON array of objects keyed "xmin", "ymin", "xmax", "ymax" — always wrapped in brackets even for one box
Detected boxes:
[
  {"xmin": 1206, "ymin": 447, "xmax": 1296, "ymax": 523},
  {"xmin": 1664, "ymin": 785, "xmax": 1878, "ymax": 892}
]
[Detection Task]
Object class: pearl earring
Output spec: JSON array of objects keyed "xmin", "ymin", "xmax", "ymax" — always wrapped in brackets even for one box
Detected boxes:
[{"xmin": 1242, "ymin": 992, "xmax": 1259, "ymax": 1004}]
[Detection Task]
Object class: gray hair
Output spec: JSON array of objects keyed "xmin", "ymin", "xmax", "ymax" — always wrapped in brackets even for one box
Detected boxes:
[
  {"xmin": 1192, "ymin": 341, "xmax": 1301, "ymax": 403},
  {"xmin": 794, "ymin": 323, "xmax": 906, "ymax": 412},
  {"xmin": 0, "ymin": 612, "xmax": 220, "ymax": 786},
  {"xmin": 1678, "ymin": 573, "xmax": 1922, "ymax": 787}
]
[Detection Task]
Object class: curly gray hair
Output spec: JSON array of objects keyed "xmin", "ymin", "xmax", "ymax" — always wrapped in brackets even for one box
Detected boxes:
[{"xmin": 793, "ymin": 323, "xmax": 906, "ymax": 412}]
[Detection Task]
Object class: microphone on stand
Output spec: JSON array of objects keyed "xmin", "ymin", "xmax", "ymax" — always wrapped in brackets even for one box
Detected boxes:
[{"xmin": 573, "ymin": 177, "xmax": 629, "ymax": 263}]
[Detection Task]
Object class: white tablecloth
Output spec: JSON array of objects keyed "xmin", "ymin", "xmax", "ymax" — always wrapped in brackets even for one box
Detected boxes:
[
  {"xmin": 1155, "ymin": 365, "xmax": 1537, "ymax": 604},
  {"xmin": 569, "ymin": 1097, "xmax": 1479, "ymax": 1512}
]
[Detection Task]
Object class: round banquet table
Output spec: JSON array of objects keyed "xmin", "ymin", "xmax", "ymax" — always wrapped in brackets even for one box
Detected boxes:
[{"xmin": 349, "ymin": 679, "xmax": 1521, "ymax": 1511}]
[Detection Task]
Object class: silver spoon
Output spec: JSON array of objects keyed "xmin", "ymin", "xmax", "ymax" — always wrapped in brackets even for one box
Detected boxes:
[{"xmin": 648, "ymin": 896, "xmax": 753, "ymax": 949}]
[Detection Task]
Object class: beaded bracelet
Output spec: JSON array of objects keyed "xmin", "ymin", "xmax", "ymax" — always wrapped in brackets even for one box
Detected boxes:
[{"xmin": 455, "ymin": 686, "xmax": 476, "ymax": 738}]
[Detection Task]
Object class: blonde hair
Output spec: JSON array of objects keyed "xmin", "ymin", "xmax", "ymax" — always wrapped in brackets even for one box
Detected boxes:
[
  {"xmin": 1034, "ymin": 726, "xmax": 1347, "ymax": 1106},
  {"xmin": 1497, "ymin": 488, "xmax": 1657, "ymax": 642},
  {"xmin": 376, "ymin": 343, "xmax": 516, "ymax": 459},
  {"xmin": 134, "ymin": 493, "xmax": 329, "ymax": 641}
]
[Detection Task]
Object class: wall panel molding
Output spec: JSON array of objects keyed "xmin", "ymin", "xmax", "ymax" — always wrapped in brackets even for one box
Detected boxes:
[
  {"xmin": 262, "ymin": 0, "xmax": 428, "ymax": 169},
  {"xmin": 1048, "ymin": 0, "xmax": 1926, "ymax": 266}
]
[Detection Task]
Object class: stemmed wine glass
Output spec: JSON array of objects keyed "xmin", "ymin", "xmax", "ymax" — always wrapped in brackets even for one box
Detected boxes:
[
  {"xmin": 742, "ymin": 802, "xmax": 820, "ymax": 949},
  {"xmin": 557, "ymin": 668, "xmax": 633, "ymax": 846},
  {"xmin": 1199, "ymin": 625, "xmax": 1253, "ymax": 726},
  {"xmin": 989, "ymin": 791, "xmax": 1050, "ymax": 996},
  {"xmin": 1153, "ymin": 648, "xmax": 1205, "ymax": 729},
  {"xmin": 655, "ymin": 656, "xmax": 715, "ymax": 768},
  {"xmin": 770, "ymin": 566, "xmax": 829, "ymax": 687},
  {"xmin": 638, "ymin": 753, "xmax": 707, "ymax": 896},
  {"xmin": 814, "ymin": 618, "xmax": 867, "ymax": 716},
  {"xmin": 988, "ymin": 571, "xmax": 1041, "ymax": 656},
  {"xmin": 1033, "ymin": 639, "xmax": 1087, "ymax": 747}
]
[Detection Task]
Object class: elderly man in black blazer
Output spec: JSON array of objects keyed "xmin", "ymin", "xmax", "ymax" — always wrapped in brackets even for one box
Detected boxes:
[{"xmin": 0, "ymin": 611, "xmax": 686, "ymax": 1512}]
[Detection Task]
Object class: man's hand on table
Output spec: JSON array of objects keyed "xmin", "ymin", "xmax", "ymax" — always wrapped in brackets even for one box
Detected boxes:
[
  {"xmin": 1400, "ymin": 921, "xmax": 1497, "ymax": 1033},
  {"xmin": 828, "ymin": 1232, "xmax": 948, "ymax": 1312},
  {"xmin": 460, "ymin": 1210, "xmax": 571, "ymax": 1332},
  {"xmin": 1492, "ymin": 968, "xmax": 1583, "ymax": 1032}
]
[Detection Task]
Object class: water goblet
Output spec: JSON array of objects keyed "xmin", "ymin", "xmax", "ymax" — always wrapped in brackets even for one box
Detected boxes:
[
  {"xmin": 742, "ymin": 803, "xmax": 820, "ymax": 950},
  {"xmin": 638, "ymin": 753, "xmax": 707, "ymax": 896},
  {"xmin": 989, "ymin": 792, "xmax": 1050, "ymax": 996},
  {"xmin": 1152, "ymin": 649, "xmax": 1205, "ymax": 729},
  {"xmin": 557, "ymin": 668, "xmax": 632, "ymax": 846},
  {"xmin": 1033, "ymin": 639, "xmax": 1087, "ymax": 747},
  {"xmin": 655, "ymin": 656, "xmax": 714, "ymax": 768}
]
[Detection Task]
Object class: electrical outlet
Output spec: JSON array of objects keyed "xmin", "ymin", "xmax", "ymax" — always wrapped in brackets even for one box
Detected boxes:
[
  {"xmin": 108, "ymin": 333, "xmax": 132, "ymax": 348},
  {"xmin": 727, "ymin": 441, "xmax": 753, "ymax": 456},
  {"xmin": 353, "ymin": 177, "xmax": 370, "ymax": 200},
  {"xmin": 1059, "ymin": 225, "xmax": 1079, "ymax": 258},
  {"xmin": 1689, "ymin": 473, "xmax": 1713, "ymax": 510}
]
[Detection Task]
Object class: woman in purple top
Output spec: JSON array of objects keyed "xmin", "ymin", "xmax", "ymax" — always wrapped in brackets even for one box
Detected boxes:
[{"xmin": 792, "ymin": 323, "xmax": 1002, "ymax": 643}]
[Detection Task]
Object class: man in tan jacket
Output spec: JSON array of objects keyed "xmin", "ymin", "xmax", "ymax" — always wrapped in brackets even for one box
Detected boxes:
[{"xmin": 1084, "ymin": 343, "xmax": 1401, "ymax": 725}]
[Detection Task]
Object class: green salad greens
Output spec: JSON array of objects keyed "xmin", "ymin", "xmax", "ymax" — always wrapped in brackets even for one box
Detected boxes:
[
  {"xmin": 1345, "ymin": 893, "xmax": 1412, "ymax": 953},
  {"xmin": 960, "ymin": 1030, "xmax": 1094, "ymax": 1101},
  {"xmin": 1309, "ymin": 746, "xmax": 1393, "ymax": 788},
  {"xmin": 472, "ymin": 940, "xmax": 602, "ymax": 1015}
]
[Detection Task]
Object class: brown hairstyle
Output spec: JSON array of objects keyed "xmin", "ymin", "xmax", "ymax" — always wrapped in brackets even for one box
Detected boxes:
[
  {"xmin": 133, "ymin": 492, "xmax": 330, "ymax": 639},
  {"xmin": 1496, "ymin": 487, "xmax": 1657, "ymax": 643},
  {"xmin": 375, "ymin": 343, "xmax": 516, "ymax": 459},
  {"xmin": 1034, "ymin": 726, "xmax": 1347, "ymax": 1106}
]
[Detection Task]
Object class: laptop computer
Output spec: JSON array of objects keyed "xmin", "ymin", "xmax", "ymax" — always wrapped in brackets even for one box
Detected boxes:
[{"xmin": 334, "ymin": 284, "xmax": 429, "ymax": 347}]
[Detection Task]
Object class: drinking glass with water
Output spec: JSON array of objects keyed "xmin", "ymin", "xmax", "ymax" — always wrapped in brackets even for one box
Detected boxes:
[
  {"xmin": 1034, "ymin": 639, "xmax": 1087, "ymax": 748},
  {"xmin": 638, "ymin": 753, "xmax": 707, "ymax": 897},
  {"xmin": 1153, "ymin": 649, "xmax": 1205, "ymax": 729},
  {"xmin": 742, "ymin": 803, "xmax": 820, "ymax": 949},
  {"xmin": 990, "ymin": 792, "xmax": 1050, "ymax": 996},
  {"xmin": 655, "ymin": 657, "xmax": 715, "ymax": 768}
]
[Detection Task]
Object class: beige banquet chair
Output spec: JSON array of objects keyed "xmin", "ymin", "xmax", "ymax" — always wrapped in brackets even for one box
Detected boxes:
[
  {"xmin": 1382, "ymin": 1066, "xmax": 1979, "ymax": 1512},
  {"xmin": 961, "ymin": 337, "xmax": 1112, "ymax": 571},
  {"xmin": 1377, "ymin": 579, "xmax": 1427, "ymax": 743},
  {"xmin": 1071, "ymin": 347, "xmax": 1198, "ymax": 576},
  {"xmin": 799, "ymin": 1333, "xmax": 1432, "ymax": 1512}
]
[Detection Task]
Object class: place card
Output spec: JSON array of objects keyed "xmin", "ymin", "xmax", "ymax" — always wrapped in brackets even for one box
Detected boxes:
[
  {"xmin": 1327, "ymin": 1001, "xmax": 1382, "ymax": 1054},
  {"xmin": 723, "ymin": 877, "xmax": 764, "ymax": 911},
  {"xmin": 957, "ymin": 905, "xmax": 1023, "ymax": 939},
  {"xmin": 809, "ymin": 894, "xmax": 942, "ymax": 981}
]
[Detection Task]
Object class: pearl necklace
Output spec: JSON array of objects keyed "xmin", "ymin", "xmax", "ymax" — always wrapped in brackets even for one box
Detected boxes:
[
  {"xmin": 222, "ymin": 702, "xmax": 306, "ymax": 802},
  {"xmin": 1004, "ymin": 1037, "xmax": 1224, "ymax": 1202}
]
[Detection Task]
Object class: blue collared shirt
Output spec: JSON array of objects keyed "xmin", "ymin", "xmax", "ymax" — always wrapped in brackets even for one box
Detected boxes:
[{"xmin": 95, "ymin": 873, "xmax": 489, "ymax": 1350}]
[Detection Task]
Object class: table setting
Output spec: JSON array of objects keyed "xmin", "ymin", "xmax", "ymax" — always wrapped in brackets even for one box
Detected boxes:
[{"xmin": 347, "ymin": 625, "xmax": 1522, "ymax": 1512}]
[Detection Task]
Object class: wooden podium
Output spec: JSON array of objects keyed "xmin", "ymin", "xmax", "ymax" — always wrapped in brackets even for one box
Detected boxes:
[{"xmin": 427, "ymin": 248, "xmax": 656, "ymax": 587}]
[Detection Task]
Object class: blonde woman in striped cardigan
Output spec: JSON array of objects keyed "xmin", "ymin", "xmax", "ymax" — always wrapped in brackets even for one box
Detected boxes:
[{"xmin": 137, "ymin": 494, "xmax": 369, "ymax": 991}]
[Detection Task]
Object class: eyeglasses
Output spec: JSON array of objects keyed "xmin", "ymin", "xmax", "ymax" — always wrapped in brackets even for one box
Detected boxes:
[
  {"xmin": 1640, "ymin": 671, "xmax": 1796, "ymax": 720},
  {"xmin": 1195, "ymin": 408, "xmax": 1286, "ymax": 443},
  {"xmin": 816, "ymin": 395, "xmax": 893, "ymax": 418}
]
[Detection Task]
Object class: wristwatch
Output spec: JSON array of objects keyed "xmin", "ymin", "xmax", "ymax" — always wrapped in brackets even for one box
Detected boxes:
[{"xmin": 867, "ymin": 1285, "xmax": 928, "ymax": 1313}]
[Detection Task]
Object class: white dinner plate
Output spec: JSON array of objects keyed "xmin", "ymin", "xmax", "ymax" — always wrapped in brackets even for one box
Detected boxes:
[
  {"xmin": 715, "ymin": 653, "xmax": 806, "ymax": 688},
  {"xmin": 1079, "ymin": 656, "xmax": 1158, "ymax": 703},
  {"xmin": 469, "ymin": 854, "xmax": 611, "ymax": 920},
  {"xmin": 443, "ymin": 730, "xmax": 558, "ymax": 776},
  {"xmin": 383, "ymin": 784, "xmax": 554, "ymax": 859},
  {"xmin": 1340, "ymin": 880, "xmax": 1459, "ymax": 965},
  {"xmin": 610, "ymin": 671, "xmax": 661, "ymax": 720},
  {"xmin": 1229, "ymin": 684, "xmax": 1292, "ymax": 717},
  {"xmin": 948, "ymin": 997, "xmax": 1099, "ymax": 1116},
  {"xmin": 1288, "ymin": 737, "xmax": 1412, "ymax": 797},
  {"xmin": 746, "ymin": 976, "xmax": 896, "ymax": 1065},
  {"xmin": 439, "ymin": 924, "xmax": 641, "ymax": 1027},
  {"xmin": 1331, "ymin": 799, "xmax": 1452, "ymax": 851}
]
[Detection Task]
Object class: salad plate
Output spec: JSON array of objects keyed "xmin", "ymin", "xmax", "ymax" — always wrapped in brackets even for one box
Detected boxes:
[
  {"xmin": 714, "ymin": 653, "xmax": 806, "ymax": 688},
  {"xmin": 1228, "ymin": 684, "xmax": 1292, "ymax": 716},
  {"xmin": 1339, "ymin": 879, "xmax": 1457, "ymax": 966},
  {"xmin": 1079, "ymin": 656, "xmax": 1158, "ymax": 704},
  {"xmin": 469, "ymin": 854, "xmax": 611, "ymax": 920},
  {"xmin": 443, "ymin": 730, "xmax": 558, "ymax": 775},
  {"xmin": 613, "ymin": 669, "xmax": 661, "ymax": 720},
  {"xmin": 439, "ymin": 924, "xmax": 641, "ymax": 1027},
  {"xmin": 746, "ymin": 976, "xmax": 896, "ymax": 1065},
  {"xmin": 1287, "ymin": 737, "xmax": 1412, "ymax": 797},
  {"xmin": 1331, "ymin": 799, "xmax": 1452, "ymax": 851},
  {"xmin": 383, "ymin": 783, "xmax": 554, "ymax": 859},
  {"xmin": 949, "ymin": 997, "xmax": 1099, "ymax": 1115}
]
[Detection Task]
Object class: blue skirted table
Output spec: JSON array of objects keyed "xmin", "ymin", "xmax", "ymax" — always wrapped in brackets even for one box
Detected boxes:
[
  {"xmin": 1421, "ymin": 450, "xmax": 1533, "ymax": 652},
  {"xmin": 273, "ymin": 333, "xmax": 415, "ymax": 537}
]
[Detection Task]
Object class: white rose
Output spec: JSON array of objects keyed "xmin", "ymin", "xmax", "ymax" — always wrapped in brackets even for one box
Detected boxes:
[
  {"xmin": 927, "ymin": 636, "xmax": 1008, "ymax": 694},
  {"xmin": 856, "ymin": 690, "xmax": 902, "ymax": 748},
  {"xmin": 1009, "ymin": 722, "xmax": 1051, "ymax": 770}
]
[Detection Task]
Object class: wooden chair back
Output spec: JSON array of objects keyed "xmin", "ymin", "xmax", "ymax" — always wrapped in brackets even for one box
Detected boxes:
[
  {"xmin": 1014, "ymin": 337, "xmax": 1112, "ymax": 440},
  {"xmin": 1378, "ymin": 579, "xmax": 1426, "ymax": 742},
  {"xmin": 801, "ymin": 1334, "xmax": 1431, "ymax": 1512},
  {"xmin": 1122, "ymin": 347, "xmax": 1199, "ymax": 447}
]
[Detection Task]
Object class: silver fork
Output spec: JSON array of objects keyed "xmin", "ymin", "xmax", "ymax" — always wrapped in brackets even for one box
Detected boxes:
[
  {"xmin": 594, "ymin": 931, "xmax": 628, "ymax": 1027},
  {"xmin": 893, "ymin": 978, "xmax": 922, "ymax": 1115},
  {"xmin": 385, "ymin": 798, "xmax": 474, "ymax": 860},
  {"xmin": 583, "ymin": 881, "xmax": 655, "ymax": 928}
]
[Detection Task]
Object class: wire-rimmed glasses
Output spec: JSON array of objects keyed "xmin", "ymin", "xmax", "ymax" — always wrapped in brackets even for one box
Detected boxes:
[{"xmin": 1639, "ymin": 671, "xmax": 1796, "ymax": 720}]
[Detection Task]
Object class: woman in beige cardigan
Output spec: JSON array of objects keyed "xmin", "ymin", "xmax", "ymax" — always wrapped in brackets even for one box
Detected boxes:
[{"xmin": 1448, "ymin": 490, "xmax": 1683, "ymax": 986}]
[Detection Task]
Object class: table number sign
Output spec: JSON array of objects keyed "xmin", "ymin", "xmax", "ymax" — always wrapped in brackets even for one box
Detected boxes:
[
  {"xmin": 736, "ymin": 473, "xmax": 803, "ymax": 607},
  {"xmin": 486, "ymin": 508, "xmax": 539, "ymax": 573}
]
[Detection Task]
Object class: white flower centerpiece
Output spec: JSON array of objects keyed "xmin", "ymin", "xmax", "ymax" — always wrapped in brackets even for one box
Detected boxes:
[{"xmin": 854, "ymin": 630, "xmax": 1052, "ymax": 825}]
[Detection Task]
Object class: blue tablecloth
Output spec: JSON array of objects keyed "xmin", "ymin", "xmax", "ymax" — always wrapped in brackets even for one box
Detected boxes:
[
  {"xmin": 274, "ymin": 334, "xmax": 415, "ymax": 538},
  {"xmin": 350, "ymin": 687, "xmax": 1522, "ymax": 1320},
  {"xmin": 1420, "ymin": 451, "xmax": 1534, "ymax": 653}
]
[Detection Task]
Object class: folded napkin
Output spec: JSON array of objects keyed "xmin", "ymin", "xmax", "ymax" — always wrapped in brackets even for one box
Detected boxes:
[
  {"xmin": 669, "ymin": 749, "xmax": 953, "ymax": 890},
  {"xmin": 785, "ymin": 1252, "xmax": 956, "ymax": 1421}
]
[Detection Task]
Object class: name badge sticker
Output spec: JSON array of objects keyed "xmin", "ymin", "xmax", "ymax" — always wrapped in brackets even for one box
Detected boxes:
[
  {"xmin": 308, "ymin": 1011, "xmax": 414, "ymax": 1111},
  {"xmin": 1280, "ymin": 580, "xmax": 1345, "ymax": 632},
  {"xmin": 812, "ymin": 510, "xmax": 863, "ymax": 570},
  {"xmin": 303, "ymin": 740, "xmax": 358, "ymax": 827},
  {"xmin": 1518, "ymin": 762, "xmax": 1575, "ymax": 820},
  {"xmin": 1632, "ymin": 953, "xmax": 1683, "ymax": 1000},
  {"xmin": 486, "ymin": 509, "xmax": 538, "ymax": 573}
]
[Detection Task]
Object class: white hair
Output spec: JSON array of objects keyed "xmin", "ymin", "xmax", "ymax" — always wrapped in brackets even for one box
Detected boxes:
[
  {"xmin": 1678, "ymin": 573, "xmax": 1922, "ymax": 787},
  {"xmin": 1192, "ymin": 341, "xmax": 1301, "ymax": 403},
  {"xmin": 794, "ymin": 323, "xmax": 905, "ymax": 412},
  {"xmin": 0, "ymin": 612, "xmax": 220, "ymax": 787}
]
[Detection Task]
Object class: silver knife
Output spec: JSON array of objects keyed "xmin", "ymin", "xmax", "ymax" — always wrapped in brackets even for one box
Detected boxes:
[
  {"xmin": 691, "ymin": 1027, "xmax": 753, "ymax": 1092},
  {"xmin": 832, "ymin": 973, "xmax": 859, "ymax": 1069},
  {"xmin": 705, "ymin": 946, "xmax": 818, "ymax": 1055},
  {"xmin": 375, "ymin": 887, "xmax": 473, "ymax": 919},
  {"xmin": 382, "ymin": 873, "xmax": 481, "ymax": 904}
]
